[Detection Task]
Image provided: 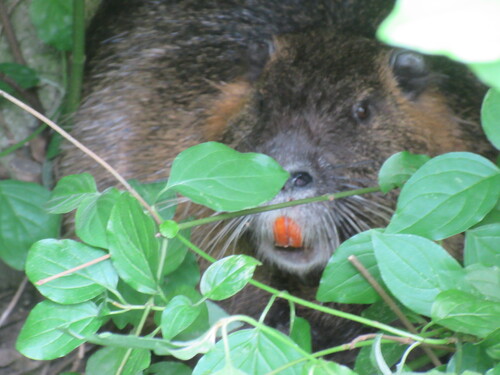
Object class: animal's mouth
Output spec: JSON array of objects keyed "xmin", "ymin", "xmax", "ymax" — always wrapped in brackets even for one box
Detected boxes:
[{"xmin": 273, "ymin": 216, "xmax": 303, "ymax": 248}]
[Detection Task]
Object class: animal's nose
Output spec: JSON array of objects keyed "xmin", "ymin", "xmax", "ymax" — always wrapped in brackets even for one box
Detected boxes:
[{"xmin": 283, "ymin": 171, "xmax": 313, "ymax": 190}]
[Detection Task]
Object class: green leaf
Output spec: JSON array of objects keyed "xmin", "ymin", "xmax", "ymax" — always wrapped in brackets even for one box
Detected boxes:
[
  {"xmin": 465, "ymin": 223, "xmax": 500, "ymax": 267},
  {"xmin": 26, "ymin": 239, "xmax": 118, "ymax": 304},
  {"xmin": 16, "ymin": 300, "xmax": 103, "ymax": 360},
  {"xmin": 432, "ymin": 290, "xmax": 500, "ymax": 338},
  {"xmin": 386, "ymin": 152, "xmax": 500, "ymax": 239},
  {"xmin": 161, "ymin": 295, "xmax": 202, "ymax": 340},
  {"xmin": 47, "ymin": 173, "xmax": 98, "ymax": 214},
  {"xmin": 167, "ymin": 142, "xmax": 289, "ymax": 212},
  {"xmin": 466, "ymin": 264, "xmax": 500, "ymax": 301},
  {"xmin": 304, "ymin": 360, "xmax": 358, "ymax": 375},
  {"xmin": 86, "ymin": 332, "xmax": 177, "ymax": 356},
  {"xmin": 164, "ymin": 251, "xmax": 200, "ymax": 289},
  {"xmin": 161, "ymin": 228, "xmax": 189, "ymax": 276},
  {"xmin": 372, "ymin": 232, "xmax": 466, "ymax": 316},
  {"xmin": 200, "ymin": 255, "xmax": 260, "ymax": 301},
  {"xmin": 481, "ymin": 88, "xmax": 500, "ymax": 149},
  {"xmin": 107, "ymin": 193, "xmax": 160, "ymax": 294},
  {"xmin": 0, "ymin": 180, "xmax": 60, "ymax": 270},
  {"xmin": 30, "ymin": 0, "xmax": 73, "ymax": 51},
  {"xmin": 447, "ymin": 343, "xmax": 496, "ymax": 374},
  {"xmin": 0, "ymin": 63, "xmax": 39, "ymax": 94},
  {"xmin": 145, "ymin": 361, "xmax": 192, "ymax": 375},
  {"xmin": 212, "ymin": 365, "xmax": 249, "ymax": 375},
  {"xmin": 290, "ymin": 317, "xmax": 312, "ymax": 353},
  {"xmin": 377, "ymin": 0, "xmax": 500, "ymax": 63},
  {"xmin": 75, "ymin": 187, "xmax": 122, "ymax": 249},
  {"xmin": 475, "ymin": 198, "xmax": 500, "ymax": 227},
  {"xmin": 361, "ymin": 301, "xmax": 398, "ymax": 324},
  {"xmin": 481, "ymin": 329, "xmax": 500, "ymax": 360},
  {"xmin": 470, "ymin": 60, "xmax": 500, "ymax": 92},
  {"xmin": 378, "ymin": 151, "xmax": 430, "ymax": 193},
  {"xmin": 111, "ymin": 281, "xmax": 150, "ymax": 329},
  {"xmin": 129, "ymin": 179, "xmax": 177, "ymax": 220},
  {"xmin": 162, "ymin": 286, "xmax": 209, "ymax": 341},
  {"xmin": 354, "ymin": 342, "xmax": 407, "ymax": 375},
  {"xmin": 86, "ymin": 346, "xmax": 151, "ymax": 375},
  {"xmin": 317, "ymin": 230, "xmax": 382, "ymax": 304},
  {"xmin": 193, "ymin": 328, "xmax": 305, "ymax": 375}
]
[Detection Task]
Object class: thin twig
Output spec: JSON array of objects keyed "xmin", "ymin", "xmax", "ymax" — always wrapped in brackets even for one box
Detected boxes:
[
  {"xmin": 0, "ymin": 89, "xmax": 162, "ymax": 224},
  {"xmin": 348, "ymin": 255, "xmax": 442, "ymax": 367},
  {"xmin": 36, "ymin": 254, "xmax": 111, "ymax": 286},
  {"xmin": 0, "ymin": 1, "xmax": 26, "ymax": 65},
  {"xmin": 349, "ymin": 333, "xmax": 414, "ymax": 348},
  {"xmin": 0, "ymin": 276, "xmax": 28, "ymax": 328}
]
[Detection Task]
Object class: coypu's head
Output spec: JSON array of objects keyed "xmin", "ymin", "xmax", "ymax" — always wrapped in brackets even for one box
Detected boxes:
[{"xmin": 207, "ymin": 32, "xmax": 482, "ymax": 277}]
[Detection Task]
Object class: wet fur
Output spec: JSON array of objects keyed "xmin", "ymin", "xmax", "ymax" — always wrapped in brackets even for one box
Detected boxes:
[{"xmin": 59, "ymin": 0, "xmax": 492, "ymax": 361}]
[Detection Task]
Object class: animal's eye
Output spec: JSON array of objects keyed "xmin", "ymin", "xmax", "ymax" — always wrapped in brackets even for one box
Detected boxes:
[{"xmin": 352, "ymin": 100, "xmax": 371, "ymax": 122}]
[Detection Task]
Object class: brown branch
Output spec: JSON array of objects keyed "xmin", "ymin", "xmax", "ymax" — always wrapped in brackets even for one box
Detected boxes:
[
  {"xmin": 36, "ymin": 254, "xmax": 111, "ymax": 286},
  {"xmin": 0, "ymin": 276, "xmax": 28, "ymax": 328},
  {"xmin": 348, "ymin": 255, "xmax": 442, "ymax": 367}
]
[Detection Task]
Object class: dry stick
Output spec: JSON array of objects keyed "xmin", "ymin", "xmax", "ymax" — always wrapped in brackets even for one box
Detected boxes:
[
  {"xmin": 0, "ymin": 276, "xmax": 28, "ymax": 328},
  {"xmin": 348, "ymin": 255, "xmax": 442, "ymax": 367},
  {"xmin": 36, "ymin": 254, "xmax": 111, "ymax": 286},
  {"xmin": 0, "ymin": 89, "xmax": 162, "ymax": 225}
]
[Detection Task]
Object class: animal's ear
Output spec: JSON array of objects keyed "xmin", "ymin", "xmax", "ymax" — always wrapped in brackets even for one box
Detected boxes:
[
  {"xmin": 247, "ymin": 35, "xmax": 292, "ymax": 80},
  {"xmin": 390, "ymin": 49, "xmax": 431, "ymax": 99}
]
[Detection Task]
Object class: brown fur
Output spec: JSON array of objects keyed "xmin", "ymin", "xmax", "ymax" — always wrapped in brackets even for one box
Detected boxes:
[{"xmin": 59, "ymin": 0, "xmax": 493, "ymax": 363}]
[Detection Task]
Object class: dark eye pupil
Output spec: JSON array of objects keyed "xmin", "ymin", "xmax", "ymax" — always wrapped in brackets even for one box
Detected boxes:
[{"xmin": 353, "ymin": 101, "xmax": 370, "ymax": 121}]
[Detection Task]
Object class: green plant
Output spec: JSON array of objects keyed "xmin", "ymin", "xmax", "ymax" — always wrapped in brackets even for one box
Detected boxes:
[{"xmin": 0, "ymin": 0, "xmax": 499, "ymax": 374}]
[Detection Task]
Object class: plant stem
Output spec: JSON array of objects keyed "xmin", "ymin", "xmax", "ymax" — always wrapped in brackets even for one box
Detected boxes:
[
  {"xmin": 0, "ymin": 89, "xmax": 161, "ymax": 223},
  {"xmin": 349, "ymin": 255, "xmax": 442, "ymax": 367},
  {"xmin": 177, "ymin": 186, "xmax": 381, "ymax": 230},
  {"xmin": 175, "ymin": 233, "xmax": 451, "ymax": 347},
  {"xmin": 0, "ymin": 123, "xmax": 46, "ymax": 157}
]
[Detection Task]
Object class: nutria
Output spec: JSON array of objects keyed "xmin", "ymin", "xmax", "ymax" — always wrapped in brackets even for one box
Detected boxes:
[{"xmin": 58, "ymin": 0, "xmax": 492, "ymax": 360}]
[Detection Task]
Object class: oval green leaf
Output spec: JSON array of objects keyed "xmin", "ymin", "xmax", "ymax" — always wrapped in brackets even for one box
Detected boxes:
[
  {"xmin": 86, "ymin": 346, "xmax": 151, "ymax": 375},
  {"xmin": 26, "ymin": 239, "xmax": 118, "ymax": 304},
  {"xmin": 47, "ymin": 173, "xmax": 98, "ymax": 214},
  {"xmin": 145, "ymin": 361, "xmax": 192, "ymax": 375},
  {"xmin": 465, "ymin": 223, "xmax": 500, "ymax": 267},
  {"xmin": 200, "ymin": 255, "xmax": 260, "ymax": 301},
  {"xmin": 167, "ymin": 142, "xmax": 289, "ymax": 212},
  {"xmin": 481, "ymin": 88, "xmax": 500, "ymax": 149},
  {"xmin": 161, "ymin": 295, "xmax": 202, "ymax": 340},
  {"xmin": 129, "ymin": 179, "xmax": 177, "ymax": 220},
  {"xmin": 378, "ymin": 151, "xmax": 430, "ymax": 193},
  {"xmin": 193, "ymin": 328, "xmax": 305, "ymax": 375},
  {"xmin": 290, "ymin": 316, "xmax": 312, "ymax": 353},
  {"xmin": 0, "ymin": 63, "xmax": 39, "ymax": 91},
  {"xmin": 0, "ymin": 180, "xmax": 60, "ymax": 270},
  {"xmin": 432, "ymin": 290, "xmax": 500, "ymax": 338},
  {"xmin": 447, "ymin": 343, "xmax": 496, "ymax": 374},
  {"xmin": 386, "ymin": 152, "xmax": 500, "ymax": 240},
  {"xmin": 377, "ymin": 0, "xmax": 500, "ymax": 63},
  {"xmin": 30, "ymin": 0, "xmax": 73, "ymax": 51},
  {"xmin": 107, "ymin": 193, "xmax": 160, "ymax": 294},
  {"xmin": 317, "ymin": 230, "xmax": 382, "ymax": 304},
  {"xmin": 75, "ymin": 187, "xmax": 122, "ymax": 249},
  {"xmin": 372, "ymin": 232, "xmax": 467, "ymax": 316},
  {"xmin": 465, "ymin": 264, "xmax": 500, "ymax": 302},
  {"xmin": 16, "ymin": 300, "xmax": 103, "ymax": 360}
]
